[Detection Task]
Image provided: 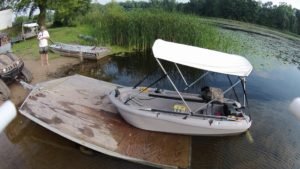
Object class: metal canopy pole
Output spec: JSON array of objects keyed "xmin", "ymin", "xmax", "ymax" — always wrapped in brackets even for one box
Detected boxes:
[
  {"xmin": 156, "ymin": 59, "xmax": 192, "ymax": 114},
  {"xmin": 227, "ymin": 75, "xmax": 240, "ymax": 103},
  {"xmin": 242, "ymin": 77, "xmax": 247, "ymax": 107},
  {"xmin": 240, "ymin": 76, "xmax": 250, "ymax": 120},
  {"xmin": 184, "ymin": 72, "xmax": 209, "ymax": 91},
  {"xmin": 124, "ymin": 74, "xmax": 167, "ymax": 104},
  {"xmin": 174, "ymin": 63, "xmax": 188, "ymax": 86}
]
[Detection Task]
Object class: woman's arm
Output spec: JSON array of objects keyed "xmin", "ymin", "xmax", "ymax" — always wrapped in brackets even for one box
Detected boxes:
[{"xmin": 38, "ymin": 31, "xmax": 50, "ymax": 40}]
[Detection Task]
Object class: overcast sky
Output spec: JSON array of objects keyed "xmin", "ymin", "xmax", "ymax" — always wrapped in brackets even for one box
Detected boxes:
[{"xmin": 96, "ymin": 0, "xmax": 300, "ymax": 9}]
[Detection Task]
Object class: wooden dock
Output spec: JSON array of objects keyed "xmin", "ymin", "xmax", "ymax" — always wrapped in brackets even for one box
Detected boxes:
[{"xmin": 19, "ymin": 75, "xmax": 191, "ymax": 169}]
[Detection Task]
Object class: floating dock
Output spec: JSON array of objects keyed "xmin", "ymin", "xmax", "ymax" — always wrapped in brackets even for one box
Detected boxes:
[{"xmin": 19, "ymin": 75, "xmax": 191, "ymax": 169}]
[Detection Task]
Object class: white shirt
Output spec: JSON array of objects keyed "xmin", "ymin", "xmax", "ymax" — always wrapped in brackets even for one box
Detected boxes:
[{"xmin": 38, "ymin": 30, "xmax": 50, "ymax": 47}]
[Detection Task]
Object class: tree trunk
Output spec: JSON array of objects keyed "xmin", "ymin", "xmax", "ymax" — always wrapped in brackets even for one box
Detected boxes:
[{"xmin": 38, "ymin": 4, "xmax": 46, "ymax": 26}]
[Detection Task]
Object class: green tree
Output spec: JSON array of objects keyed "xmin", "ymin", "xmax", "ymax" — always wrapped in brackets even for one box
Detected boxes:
[
  {"xmin": 0, "ymin": 0, "xmax": 9, "ymax": 9},
  {"xmin": 296, "ymin": 10, "xmax": 300, "ymax": 34},
  {"xmin": 52, "ymin": 0, "xmax": 91, "ymax": 26},
  {"xmin": 12, "ymin": 0, "xmax": 91, "ymax": 26},
  {"xmin": 273, "ymin": 3, "xmax": 294, "ymax": 30}
]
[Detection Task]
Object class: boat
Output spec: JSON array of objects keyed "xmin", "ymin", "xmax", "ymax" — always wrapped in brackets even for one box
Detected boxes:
[
  {"xmin": 11, "ymin": 23, "xmax": 39, "ymax": 43},
  {"xmin": 108, "ymin": 39, "xmax": 253, "ymax": 136},
  {"xmin": 22, "ymin": 23, "xmax": 39, "ymax": 40},
  {"xmin": 49, "ymin": 43, "xmax": 110, "ymax": 60}
]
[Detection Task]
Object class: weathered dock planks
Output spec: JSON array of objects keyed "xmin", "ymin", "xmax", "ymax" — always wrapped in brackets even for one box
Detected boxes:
[{"xmin": 19, "ymin": 75, "xmax": 191, "ymax": 169}]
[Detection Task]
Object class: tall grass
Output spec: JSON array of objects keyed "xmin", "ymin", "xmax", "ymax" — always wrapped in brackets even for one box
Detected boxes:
[{"xmin": 76, "ymin": 4, "xmax": 236, "ymax": 52}]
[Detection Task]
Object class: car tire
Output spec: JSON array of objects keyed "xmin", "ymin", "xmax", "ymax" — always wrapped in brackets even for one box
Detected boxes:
[
  {"xmin": 21, "ymin": 66, "xmax": 33, "ymax": 83},
  {"xmin": 0, "ymin": 79, "xmax": 11, "ymax": 101}
]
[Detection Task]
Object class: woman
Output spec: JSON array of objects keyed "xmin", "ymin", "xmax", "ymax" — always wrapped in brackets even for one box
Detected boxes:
[{"xmin": 37, "ymin": 26, "xmax": 50, "ymax": 66}]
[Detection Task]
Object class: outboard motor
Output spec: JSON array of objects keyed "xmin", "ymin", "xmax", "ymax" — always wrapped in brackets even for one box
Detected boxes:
[{"xmin": 223, "ymin": 102, "xmax": 243, "ymax": 117}]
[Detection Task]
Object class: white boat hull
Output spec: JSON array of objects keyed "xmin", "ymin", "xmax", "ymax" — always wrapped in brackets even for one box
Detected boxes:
[{"xmin": 108, "ymin": 88, "xmax": 252, "ymax": 136}]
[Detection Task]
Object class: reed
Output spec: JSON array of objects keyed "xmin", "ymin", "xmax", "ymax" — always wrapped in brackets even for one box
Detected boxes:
[{"xmin": 76, "ymin": 4, "xmax": 236, "ymax": 52}]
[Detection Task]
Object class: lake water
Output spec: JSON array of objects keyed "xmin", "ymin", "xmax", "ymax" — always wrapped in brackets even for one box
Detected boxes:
[{"xmin": 1, "ymin": 28, "xmax": 300, "ymax": 169}]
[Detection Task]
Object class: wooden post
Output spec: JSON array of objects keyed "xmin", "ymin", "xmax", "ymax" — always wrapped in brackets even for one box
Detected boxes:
[
  {"xmin": 79, "ymin": 51, "xmax": 84, "ymax": 62},
  {"xmin": 21, "ymin": 23, "xmax": 25, "ymax": 41}
]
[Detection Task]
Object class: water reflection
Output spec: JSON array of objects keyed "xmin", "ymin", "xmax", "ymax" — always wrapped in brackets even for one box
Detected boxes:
[{"xmin": 2, "ymin": 115, "xmax": 155, "ymax": 169}]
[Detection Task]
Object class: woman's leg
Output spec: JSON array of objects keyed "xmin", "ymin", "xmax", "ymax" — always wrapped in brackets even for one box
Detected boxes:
[
  {"xmin": 41, "ymin": 54, "xmax": 44, "ymax": 66},
  {"xmin": 46, "ymin": 53, "xmax": 49, "ymax": 65}
]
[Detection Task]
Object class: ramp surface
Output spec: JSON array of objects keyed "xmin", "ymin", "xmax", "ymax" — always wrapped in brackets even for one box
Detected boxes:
[{"xmin": 19, "ymin": 75, "xmax": 191, "ymax": 169}]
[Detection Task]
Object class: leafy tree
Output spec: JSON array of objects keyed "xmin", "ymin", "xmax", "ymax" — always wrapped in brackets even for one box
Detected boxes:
[
  {"xmin": 0, "ymin": 0, "xmax": 13, "ymax": 9},
  {"xmin": 273, "ymin": 3, "xmax": 294, "ymax": 30},
  {"xmin": 52, "ymin": 0, "xmax": 91, "ymax": 26},
  {"xmin": 296, "ymin": 10, "xmax": 300, "ymax": 33},
  {"xmin": 11, "ymin": 0, "xmax": 91, "ymax": 26}
]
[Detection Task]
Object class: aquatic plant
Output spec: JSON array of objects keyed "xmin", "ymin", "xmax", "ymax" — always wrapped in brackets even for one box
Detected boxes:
[{"xmin": 76, "ymin": 3, "xmax": 236, "ymax": 52}]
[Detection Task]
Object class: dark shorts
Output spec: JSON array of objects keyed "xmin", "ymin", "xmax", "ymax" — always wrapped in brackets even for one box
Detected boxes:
[{"xmin": 39, "ymin": 47, "xmax": 48, "ymax": 54}]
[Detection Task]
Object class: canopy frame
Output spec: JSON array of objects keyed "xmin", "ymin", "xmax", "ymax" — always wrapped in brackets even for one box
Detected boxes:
[
  {"xmin": 156, "ymin": 59, "xmax": 193, "ymax": 114},
  {"xmin": 124, "ymin": 57, "xmax": 250, "ymax": 119},
  {"xmin": 156, "ymin": 58, "xmax": 249, "ymax": 118}
]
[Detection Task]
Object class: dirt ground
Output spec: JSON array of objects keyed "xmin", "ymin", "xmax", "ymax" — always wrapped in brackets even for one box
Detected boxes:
[{"xmin": 9, "ymin": 56, "xmax": 80, "ymax": 106}]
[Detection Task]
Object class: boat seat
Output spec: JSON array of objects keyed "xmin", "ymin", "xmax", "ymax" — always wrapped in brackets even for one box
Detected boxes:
[
  {"xmin": 148, "ymin": 92, "xmax": 206, "ymax": 103},
  {"xmin": 197, "ymin": 101, "xmax": 224, "ymax": 115}
]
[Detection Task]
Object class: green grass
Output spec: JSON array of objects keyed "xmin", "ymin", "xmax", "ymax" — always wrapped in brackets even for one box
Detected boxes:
[{"xmin": 12, "ymin": 26, "xmax": 91, "ymax": 60}]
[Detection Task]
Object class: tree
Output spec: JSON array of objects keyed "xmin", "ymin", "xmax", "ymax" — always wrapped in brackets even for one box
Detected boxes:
[
  {"xmin": 0, "ymin": 0, "xmax": 13, "ymax": 9},
  {"xmin": 295, "ymin": 9, "xmax": 300, "ymax": 34},
  {"xmin": 51, "ymin": 0, "xmax": 91, "ymax": 26},
  {"xmin": 12, "ymin": 0, "xmax": 91, "ymax": 26},
  {"xmin": 14, "ymin": 0, "xmax": 47, "ymax": 26},
  {"xmin": 272, "ymin": 3, "xmax": 294, "ymax": 30}
]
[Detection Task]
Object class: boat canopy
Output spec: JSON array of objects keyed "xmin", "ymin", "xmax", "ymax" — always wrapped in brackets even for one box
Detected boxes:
[
  {"xmin": 152, "ymin": 39, "xmax": 253, "ymax": 77},
  {"xmin": 23, "ymin": 23, "xmax": 39, "ymax": 28}
]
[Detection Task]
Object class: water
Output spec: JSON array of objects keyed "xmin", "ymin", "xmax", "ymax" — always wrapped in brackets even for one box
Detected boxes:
[{"xmin": 1, "ymin": 28, "xmax": 300, "ymax": 169}]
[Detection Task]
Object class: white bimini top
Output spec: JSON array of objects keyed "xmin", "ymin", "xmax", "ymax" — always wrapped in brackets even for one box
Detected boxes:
[{"xmin": 152, "ymin": 39, "xmax": 253, "ymax": 77}]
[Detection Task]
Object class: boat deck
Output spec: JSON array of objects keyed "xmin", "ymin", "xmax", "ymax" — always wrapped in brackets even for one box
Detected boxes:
[{"xmin": 19, "ymin": 75, "xmax": 191, "ymax": 169}]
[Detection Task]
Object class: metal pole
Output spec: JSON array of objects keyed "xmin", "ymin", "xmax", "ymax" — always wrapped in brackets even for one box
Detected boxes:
[
  {"xmin": 124, "ymin": 74, "xmax": 167, "ymax": 104},
  {"xmin": 156, "ymin": 59, "xmax": 192, "ymax": 114},
  {"xmin": 174, "ymin": 63, "xmax": 188, "ymax": 86},
  {"xmin": 227, "ymin": 75, "xmax": 240, "ymax": 103},
  {"xmin": 184, "ymin": 72, "xmax": 209, "ymax": 91},
  {"xmin": 242, "ymin": 77, "xmax": 246, "ymax": 107}
]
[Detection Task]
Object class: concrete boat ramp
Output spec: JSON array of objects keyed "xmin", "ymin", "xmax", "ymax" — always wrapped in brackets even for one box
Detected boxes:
[{"xmin": 19, "ymin": 75, "xmax": 191, "ymax": 169}]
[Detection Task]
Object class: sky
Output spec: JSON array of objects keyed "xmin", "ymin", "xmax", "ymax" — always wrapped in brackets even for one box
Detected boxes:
[{"xmin": 96, "ymin": 0, "xmax": 300, "ymax": 9}]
